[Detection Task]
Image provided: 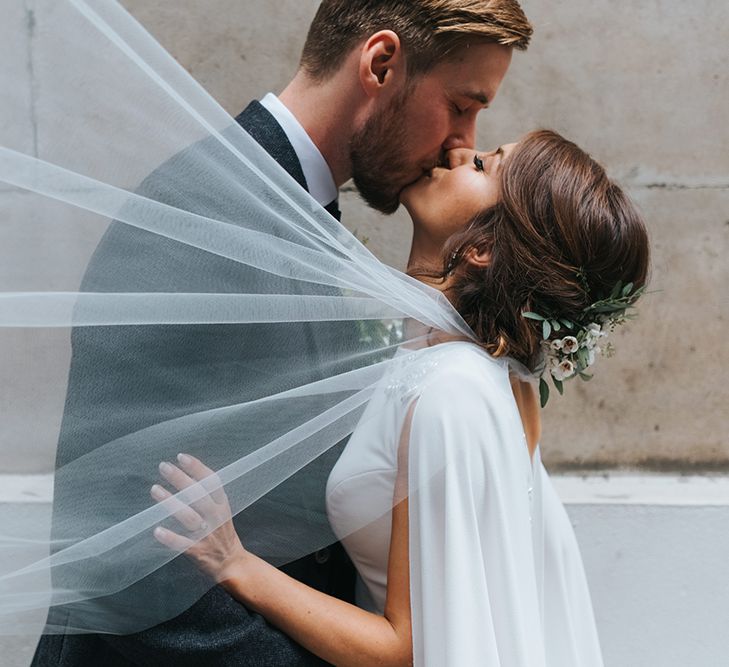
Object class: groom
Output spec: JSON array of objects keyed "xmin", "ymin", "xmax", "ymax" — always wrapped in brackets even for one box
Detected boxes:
[{"xmin": 32, "ymin": 1, "xmax": 531, "ymax": 665}]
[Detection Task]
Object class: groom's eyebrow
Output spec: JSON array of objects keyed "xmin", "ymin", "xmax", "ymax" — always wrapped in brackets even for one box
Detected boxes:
[{"xmin": 464, "ymin": 90, "xmax": 490, "ymax": 107}]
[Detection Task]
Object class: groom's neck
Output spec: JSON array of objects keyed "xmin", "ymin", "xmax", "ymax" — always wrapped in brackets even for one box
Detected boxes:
[{"xmin": 279, "ymin": 64, "xmax": 363, "ymax": 189}]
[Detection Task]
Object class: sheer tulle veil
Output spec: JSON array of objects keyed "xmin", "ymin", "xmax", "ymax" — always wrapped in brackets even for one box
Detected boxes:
[{"xmin": 0, "ymin": 0, "xmax": 491, "ymax": 634}]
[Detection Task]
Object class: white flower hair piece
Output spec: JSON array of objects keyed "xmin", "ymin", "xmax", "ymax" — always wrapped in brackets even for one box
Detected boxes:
[{"xmin": 523, "ymin": 280, "xmax": 646, "ymax": 407}]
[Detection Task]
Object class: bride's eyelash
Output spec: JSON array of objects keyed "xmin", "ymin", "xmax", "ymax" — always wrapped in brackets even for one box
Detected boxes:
[{"xmin": 473, "ymin": 155, "xmax": 485, "ymax": 171}]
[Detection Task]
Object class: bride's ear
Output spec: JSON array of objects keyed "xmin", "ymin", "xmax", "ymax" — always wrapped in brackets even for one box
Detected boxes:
[
  {"xmin": 359, "ymin": 30, "xmax": 403, "ymax": 95},
  {"xmin": 463, "ymin": 246, "xmax": 492, "ymax": 269}
]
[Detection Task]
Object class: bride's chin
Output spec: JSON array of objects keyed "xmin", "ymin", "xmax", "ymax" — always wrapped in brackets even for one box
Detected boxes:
[
  {"xmin": 399, "ymin": 189, "xmax": 415, "ymax": 211},
  {"xmin": 400, "ymin": 179, "xmax": 426, "ymax": 211}
]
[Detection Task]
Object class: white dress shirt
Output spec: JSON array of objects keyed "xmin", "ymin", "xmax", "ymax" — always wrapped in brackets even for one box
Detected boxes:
[{"xmin": 260, "ymin": 93, "xmax": 338, "ymax": 206}]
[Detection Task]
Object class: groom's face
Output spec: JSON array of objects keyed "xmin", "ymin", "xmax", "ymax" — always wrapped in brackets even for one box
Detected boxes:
[{"xmin": 350, "ymin": 41, "xmax": 513, "ymax": 214}]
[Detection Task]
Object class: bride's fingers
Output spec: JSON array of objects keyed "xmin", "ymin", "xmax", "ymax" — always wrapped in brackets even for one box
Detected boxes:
[
  {"xmin": 158, "ymin": 461, "xmax": 217, "ymax": 514},
  {"xmin": 176, "ymin": 453, "xmax": 228, "ymax": 505},
  {"xmin": 158, "ymin": 461, "xmax": 194, "ymax": 490},
  {"xmin": 153, "ymin": 526, "xmax": 194, "ymax": 553},
  {"xmin": 150, "ymin": 484, "xmax": 208, "ymax": 533}
]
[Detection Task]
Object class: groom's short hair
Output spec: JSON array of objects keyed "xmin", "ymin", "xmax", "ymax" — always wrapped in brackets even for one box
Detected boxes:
[{"xmin": 300, "ymin": 0, "xmax": 532, "ymax": 81}]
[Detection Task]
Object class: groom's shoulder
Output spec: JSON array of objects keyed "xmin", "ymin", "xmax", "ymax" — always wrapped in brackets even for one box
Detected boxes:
[{"xmin": 136, "ymin": 98, "xmax": 303, "ymax": 199}]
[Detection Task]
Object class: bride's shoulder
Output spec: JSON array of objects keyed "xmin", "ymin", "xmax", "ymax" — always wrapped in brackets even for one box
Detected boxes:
[
  {"xmin": 393, "ymin": 342, "xmax": 511, "ymax": 406},
  {"xmin": 425, "ymin": 341, "xmax": 508, "ymax": 386},
  {"xmin": 403, "ymin": 343, "xmax": 523, "ymax": 466}
]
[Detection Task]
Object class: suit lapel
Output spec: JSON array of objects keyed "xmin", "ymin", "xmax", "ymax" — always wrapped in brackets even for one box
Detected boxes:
[{"xmin": 235, "ymin": 101, "xmax": 309, "ymax": 192}]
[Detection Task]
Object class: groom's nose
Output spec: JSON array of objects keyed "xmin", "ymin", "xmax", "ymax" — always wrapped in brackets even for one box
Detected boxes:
[{"xmin": 441, "ymin": 115, "xmax": 477, "ymax": 154}]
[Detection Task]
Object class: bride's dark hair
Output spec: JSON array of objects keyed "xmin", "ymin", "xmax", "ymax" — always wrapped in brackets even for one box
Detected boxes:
[{"xmin": 440, "ymin": 129, "xmax": 650, "ymax": 369}]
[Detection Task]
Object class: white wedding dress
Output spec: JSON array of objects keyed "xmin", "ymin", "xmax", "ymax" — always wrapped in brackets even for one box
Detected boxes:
[{"xmin": 327, "ymin": 341, "xmax": 604, "ymax": 666}]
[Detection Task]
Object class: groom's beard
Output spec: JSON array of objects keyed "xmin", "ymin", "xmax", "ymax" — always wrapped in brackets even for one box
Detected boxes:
[{"xmin": 350, "ymin": 89, "xmax": 419, "ymax": 215}]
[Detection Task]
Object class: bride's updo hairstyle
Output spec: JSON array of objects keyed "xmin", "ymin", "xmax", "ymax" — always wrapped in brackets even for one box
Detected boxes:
[{"xmin": 445, "ymin": 130, "xmax": 650, "ymax": 370}]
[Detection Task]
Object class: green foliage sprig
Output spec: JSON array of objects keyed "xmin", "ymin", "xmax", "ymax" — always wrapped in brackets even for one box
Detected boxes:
[{"xmin": 523, "ymin": 280, "xmax": 646, "ymax": 407}]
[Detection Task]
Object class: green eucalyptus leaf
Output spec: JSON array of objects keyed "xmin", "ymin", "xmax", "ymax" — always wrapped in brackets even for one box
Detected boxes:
[
  {"xmin": 523, "ymin": 312, "xmax": 545, "ymax": 321},
  {"xmin": 553, "ymin": 377, "xmax": 564, "ymax": 395},
  {"xmin": 592, "ymin": 304, "xmax": 626, "ymax": 314},
  {"xmin": 622, "ymin": 282, "xmax": 634, "ymax": 297},
  {"xmin": 542, "ymin": 319, "xmax": 552, "ymax": 340},
  {"xmin": 552, "ymin": 319, "xmax": 561, "ymax": 332},
  {"xmin": 610, "ymin": 280, "xmax": 623, "ymax": 299},
  {"xmin": 577, "ymin": 347, "xmax": 589, "ymax": 368},
  {"xmin": 579, "ymin": 372, "xmax": 594, "ymax": 381},
  {"xmin": 539, "ymin": 378, "xmax": 550, "ymax": 408},
  {"xmin": 560, "ymin": 319, "xmax": 574, "ymax": 329}
]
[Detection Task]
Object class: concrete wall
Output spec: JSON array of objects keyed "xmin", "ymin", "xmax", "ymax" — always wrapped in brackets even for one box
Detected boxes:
[{"xmin": 115, "ymin": 0, "xmax": 729, "ymax": 472}]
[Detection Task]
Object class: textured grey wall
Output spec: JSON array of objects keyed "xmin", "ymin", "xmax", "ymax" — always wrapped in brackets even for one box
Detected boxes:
[{"xmin": 120, "ymin": 0, "xmax": 729, "ymax": 471}]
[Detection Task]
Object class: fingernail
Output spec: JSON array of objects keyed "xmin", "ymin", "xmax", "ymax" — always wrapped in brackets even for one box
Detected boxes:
[
  {"xmin": 159, "ymin": 461, "xmax": 173, "ymax": 475},
  {"xmin": 154, "ymin": 526, "xmax": 166, "ymax": 538},
  {"xmin": 150, "ymin": 484, "xmax": 166, "ymax": 500},
  {"xmin": 177, "ymin": 453, "xmax": 192, "ymax": 466}
]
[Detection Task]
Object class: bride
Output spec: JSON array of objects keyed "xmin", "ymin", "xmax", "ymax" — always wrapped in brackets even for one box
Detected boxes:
[{"xmin": 151, "ymin": 130, "xmax": 650, "ymax": 666}]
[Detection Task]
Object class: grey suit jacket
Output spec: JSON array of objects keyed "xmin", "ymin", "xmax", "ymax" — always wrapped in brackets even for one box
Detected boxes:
[{"xmin": 31, "ymin": 101, "xmax": 354, "ymax": 667}]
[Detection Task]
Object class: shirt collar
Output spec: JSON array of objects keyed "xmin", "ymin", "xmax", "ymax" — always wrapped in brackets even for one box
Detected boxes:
[{"xmin": 259, "ymin": 93, "xmax": 338, "ymax": 206}]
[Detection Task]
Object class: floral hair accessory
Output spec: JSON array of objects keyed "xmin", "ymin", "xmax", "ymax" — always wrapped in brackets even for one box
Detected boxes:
[{"xmin": 523, "ymin": 280, "xmax": 646, "ymax": 407}]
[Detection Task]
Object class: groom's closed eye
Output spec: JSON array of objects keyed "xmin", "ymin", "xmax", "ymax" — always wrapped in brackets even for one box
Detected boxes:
[{"xmin": 459, "ymin": 90, "xmax": 490, "ymax": 109}]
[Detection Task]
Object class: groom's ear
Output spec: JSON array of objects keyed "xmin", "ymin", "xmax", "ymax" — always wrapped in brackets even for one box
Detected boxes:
[{"xmin": 358, "ymin": 30, "xmax": 405, "ymax": 97}]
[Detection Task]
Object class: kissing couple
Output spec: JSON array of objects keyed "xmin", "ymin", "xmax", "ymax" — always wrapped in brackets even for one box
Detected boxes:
[{"xmin": 3, "ymin": 1, "xmax": 649, "ymax": 666}]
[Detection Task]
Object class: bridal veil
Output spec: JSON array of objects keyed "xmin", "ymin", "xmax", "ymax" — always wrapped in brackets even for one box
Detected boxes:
[{"xmin": 0, "ymin": 3, "xmax": 556, "ymax": 659}]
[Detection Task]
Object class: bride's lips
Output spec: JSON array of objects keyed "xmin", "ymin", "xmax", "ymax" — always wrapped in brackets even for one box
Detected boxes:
[
  {"xmin": 402, "ymin": 165, "xmax": 443, "ymax": 193},
  {"xmin": 402, "ymin": 169, "xmax": 434, "ymax": 192}
]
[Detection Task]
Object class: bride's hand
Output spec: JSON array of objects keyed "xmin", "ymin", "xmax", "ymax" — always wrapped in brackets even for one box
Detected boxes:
[{"xmin": 151, "ymin": 453, "xmax": 248, "ymax": 583}]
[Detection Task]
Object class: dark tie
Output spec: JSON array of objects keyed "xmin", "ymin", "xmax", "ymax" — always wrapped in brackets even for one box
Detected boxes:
[{"xmin": 324, "ymin": 199, "xmax": 341, "ymax": 222}]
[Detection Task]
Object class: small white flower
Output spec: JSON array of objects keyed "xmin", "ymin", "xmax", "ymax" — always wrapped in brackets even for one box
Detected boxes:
[
  {"xmin": 586, "ymin": 322, "xmax": 606, "ymax": 340},
  {"xmin": 560, "ymin": 359, "xmax": 576, "ymax": 378},
  {"xmin": 586, "ymin": 348, "xmax": 596, "ymax": 366},
  {"xmin": 550, "ymin": 338, "xmax": 564, "ymax": 352},
  {"xmin": 561, "ymin": 336, "xmax": 579, "ymax": 354},
  {"xmin": 551, "ymin": 359, "xmax": 575, "ymax": 381}
]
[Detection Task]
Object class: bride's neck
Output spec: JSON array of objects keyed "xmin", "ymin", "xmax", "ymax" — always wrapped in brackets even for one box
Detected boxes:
[
  {"xmin": 403, "ymin": 237, "xmax": 470, "ymax": 349},
  {"xmin": 406, "ymin": 232, "xmax": 450, "ymax": 294}
]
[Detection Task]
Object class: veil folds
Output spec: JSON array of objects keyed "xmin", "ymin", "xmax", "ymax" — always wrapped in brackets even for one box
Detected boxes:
[{"xmin": 0, "ymin": 0, "xmax": 480, "ymax": 634}]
